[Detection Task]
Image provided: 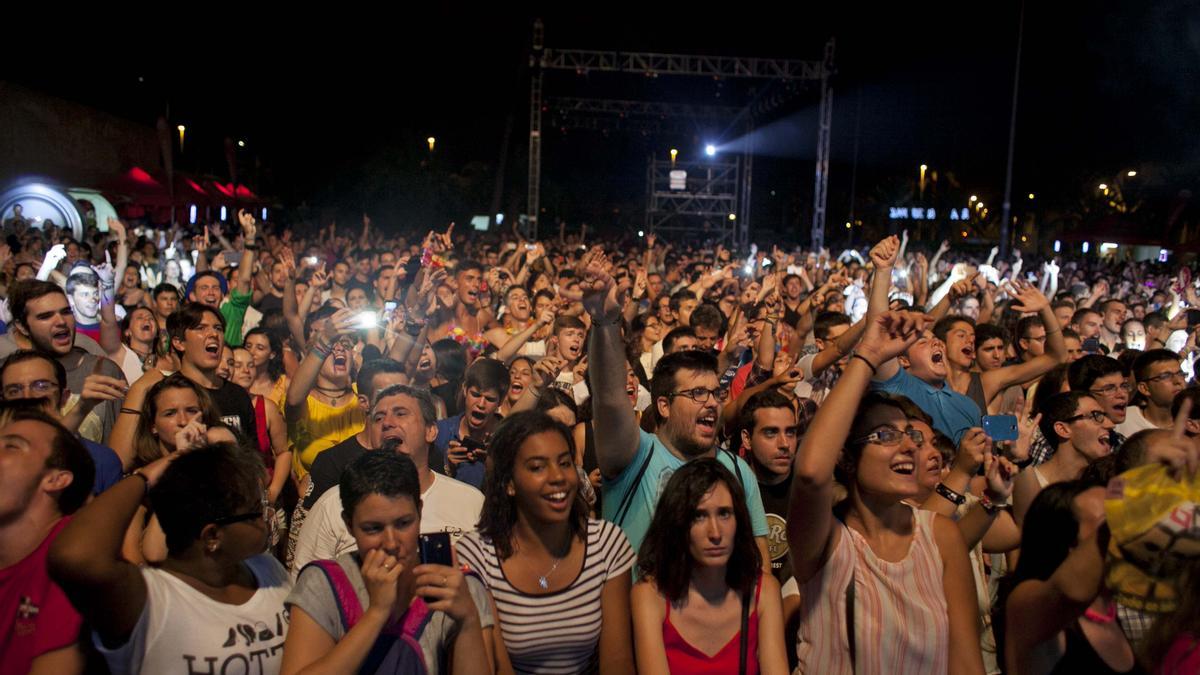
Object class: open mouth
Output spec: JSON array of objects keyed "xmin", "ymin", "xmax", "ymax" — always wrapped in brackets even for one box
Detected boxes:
[
  {"xmin": 468, "ymin": 410, "xmax": 488, "ymax": 426},
  {"xmin": 625, "ymin": 384, "xmax": 637, "ymax": 398},
  {"xmin": 962, "ymin": 348, "xmax": 975, "ymax": 360},
  {"xmin": 1098, "ymin": 435, "xmax": 1112, "ymax": 453},
  {"xmin": 204, "ymin": 340, "xmax": 221, "ymax": 357},
  {"xmin": 931, "ymin": 352, "xmax": 945, "ymax": 364},
  {"xmin": 567, "ymin": 344, "xmax": 581, "ymax": 358},
  {"xmin": 332, "ymin": 354, "xmax": 348, "ymax": 369},
  {"xmin": 51, "ymin": 327, "xmax": 71, "ymax": 345},
  {"xmin": 510, "ymin": 383, "xmax": 524, "ymax": 397},
  {"xmin": 891, "ymin": 461, "xmax": 916, "ymax": 475},
  {"xmin": 543, "ymin": 490, "xmax": 570, "ymax": 510},
  {"xmin": 417, "ymin": 357, "xmax": 432, "ymax": 370},
  {"xmin": 696, "ymin": 412, "xmax": 718, "ymax": 435}
]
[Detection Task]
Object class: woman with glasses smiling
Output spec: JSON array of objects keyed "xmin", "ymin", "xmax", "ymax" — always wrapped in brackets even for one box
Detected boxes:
[
  {"xmin": 49, "ymin": 442, "xmax": 292, "ymax": 675},
  {"xmin": 788, "ymin": 310, "xmax": 985, "ymax": 674}
]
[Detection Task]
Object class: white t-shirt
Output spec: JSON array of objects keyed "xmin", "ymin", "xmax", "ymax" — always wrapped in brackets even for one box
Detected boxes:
[
  {"xmin": 95, "ymin": 554, "xmax": 291, "ymax": 675},
  {"xmin": 291, "ymin": 472, "xmax": 484, "ymax": 579},
  {"xmin": 1114, "ymin": 405, "xmax": 1161, "ymax": 437}
]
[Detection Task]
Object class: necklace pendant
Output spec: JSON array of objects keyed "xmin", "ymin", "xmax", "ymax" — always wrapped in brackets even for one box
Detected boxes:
[{"xmin": 538, "ymin": 576, "xmax": 549, "ymax": 590}]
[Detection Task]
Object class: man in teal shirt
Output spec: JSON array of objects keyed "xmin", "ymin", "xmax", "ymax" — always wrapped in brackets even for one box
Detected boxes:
[{"xmin": 581, "ymin": 250, "xmax": 771, "ymax": 566}]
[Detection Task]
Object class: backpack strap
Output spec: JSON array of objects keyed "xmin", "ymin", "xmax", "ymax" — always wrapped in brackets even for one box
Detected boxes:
[
  {"xmin": 722, "ymin": 448, "xmax": 745, "ymax": 488},
  {"xmin": 305, "ymin": 560, "xmax": 364, "ymax": 633},
  {"xmin": 612, "ymin": 446, "xmax": 654, "ymax": 528}
]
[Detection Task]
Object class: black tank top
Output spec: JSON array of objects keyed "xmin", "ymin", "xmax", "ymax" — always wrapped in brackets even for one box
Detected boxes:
[{"xmin": 1048, "ymin": 621, "xmax": 1145, "ymax": 675}]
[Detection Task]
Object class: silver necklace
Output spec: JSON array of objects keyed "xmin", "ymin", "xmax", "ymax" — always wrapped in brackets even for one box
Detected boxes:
[{"xmin": 538, "ymin": 554, "xmax": 565, "ymax": 590}]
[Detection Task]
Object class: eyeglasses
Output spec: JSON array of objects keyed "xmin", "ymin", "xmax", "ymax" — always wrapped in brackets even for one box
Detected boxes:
[
  {"xmin": 1144, "ymin": 370, "xmax": 1186, "ymax": 385},
  {"xmin": 1089, "ymin": 382, "xmax": 1133, "ymax": 397},
  {"xmin": 3, "ymin": 380, "xmax": 58, "ymax": 398},
  {"xmin": 853, "ymin": 428, "xmax": 925, "ymax": 447},
  {"xmin": 669, "ymin": 387, "xmax": 720, "ymax": 403},
  {"xmin": 213, "ymin": 493, "xmax": 276, "ymax": 540},
  {"xmin": 1065, "ymin": 410, "xmax": 1109, "ymax": 424}
]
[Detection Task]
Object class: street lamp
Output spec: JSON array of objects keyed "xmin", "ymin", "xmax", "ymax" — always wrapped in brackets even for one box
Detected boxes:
[
  {"xmin": 1098, "ymin": 183, "xmax": 1108, "ymax": 191},
  {"xmin": 1027, "ymin": 193, "xmax": 1035, "ymax": 200},
  {"xmin": 670, "ymin": 148, "xmax": 678, "ymax": 164},
  {"xmin": 176, "ymin": 124, "xmax": 185, "ymax": 152},
  {"xmin": 427, "ymin": 137, "xmax": 436, "ymax": 152},
  {"xmin": 1126, "ymin": 170, "xmax": 1137, "ymax": 177},
  {"xmin": 919, "ymin": 164, "xmax": 928, "ymax": 197},
  {"xmin": 969, "ymin": 195, "xmax": 978, "ymax": 203},
  {"xmin": 237, "ymin": 140, "xmax": 246, "ymax": 148}
]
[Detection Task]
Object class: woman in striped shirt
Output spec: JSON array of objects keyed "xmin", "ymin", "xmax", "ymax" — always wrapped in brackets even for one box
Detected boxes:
[
  {"xmin": 456, "ymin": 411, "xmax": 635, "ymax": 674},
  {"xmin": 789, "ymin": 311, "xmax": 985, "ymax": 674}
]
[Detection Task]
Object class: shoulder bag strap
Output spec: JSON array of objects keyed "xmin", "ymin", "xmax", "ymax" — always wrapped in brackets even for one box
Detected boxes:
[{"xmin": 613, "ymin": 446, "xmax": 654, "ymax": 527}]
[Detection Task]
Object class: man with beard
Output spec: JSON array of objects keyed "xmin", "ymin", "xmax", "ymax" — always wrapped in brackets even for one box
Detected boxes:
[
  {"xmin": 582, "ymin": 248, "xmax": 769, "ymax": 563},
  {"xmin": 252, "ymin": 259, "xmax": 288, "ymax": 316},
  {"xmin": 290, "ymin": 384, "xmax": 483, "ymax": 577},
  {"xmin": 1011, "ymin": 391, "xmax": 1113, "ymax": 526},
  {"xmin": 6, "ymin": 281, "xmax": 126, "ymax": 444},
  {"xmin": 738, "ymin": 391, "xmax": 799, "ymax": 584}
]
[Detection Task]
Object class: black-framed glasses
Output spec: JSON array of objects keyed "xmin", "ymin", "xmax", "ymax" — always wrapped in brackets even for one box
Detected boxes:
[
  {"xmin": 213, "ymin": 493, "xmax": 276, "ymax": 539},
  {"xmin": 852, "ymin": 428, "xmax": 925, "ymax": 447},
  {"xmin": 1090, "ymin": 382, "xmax": 1133, "ymax": 397},
  {"xmin": 669, "ymin": 387, "xmax": 720, "ymax": 403},
  {"xmin": 1065, "ymin": 410, "xmax": 1109, "ymax": 424},
  {"xmin": 1144, "ymin": 370, "xmax": 1186, "ymax": 385}
]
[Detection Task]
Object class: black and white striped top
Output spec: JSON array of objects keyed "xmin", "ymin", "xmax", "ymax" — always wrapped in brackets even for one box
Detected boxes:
[{"xmin": 455, "ymin": 519, "xmax": 635, "ymax": 674}]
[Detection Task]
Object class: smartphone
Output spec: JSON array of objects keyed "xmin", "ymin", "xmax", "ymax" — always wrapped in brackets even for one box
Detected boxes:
[
  {"xmin": 460, "ymin": 437, "xmax": 487, "ymax": 460},
  {"xmin": 526, "ymin": 244, "xmax": 537, "ymax": 251},
  {"xmin": 982, "ymin": 414, "xmax": 1019, "ymax": 442},
  {"xmin": 305, "ymin": 256, "xmax": 320, "ymax": 266},
  {"xmin": 1081, "ymin": 337, "xmax": 1103, "ymax": 354},
  {"xmin": 384, "ymin": 301, "xmax": 398, "ymax": 317},
  {"xmin": 419, "ymin": 532, "xmax": 454, "ymax": 567},
  {"xmin": 355, "ymin": 311, "xmax": 378, "ymax": 329}
]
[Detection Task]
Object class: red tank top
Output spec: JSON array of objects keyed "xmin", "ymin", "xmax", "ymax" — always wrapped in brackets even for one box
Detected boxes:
[
  {"xmin": 663, "ymin": 573, "xmax": 762, "ymax": 675},
  {"xmin": 253, "ymin": 395, "xmax": 273, "ymax": 478}
]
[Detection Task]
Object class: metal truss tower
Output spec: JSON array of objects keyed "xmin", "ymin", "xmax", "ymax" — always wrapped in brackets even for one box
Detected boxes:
[{"xmin": 527, "ymin": 21, "xmax": 833, "ymax": 248}]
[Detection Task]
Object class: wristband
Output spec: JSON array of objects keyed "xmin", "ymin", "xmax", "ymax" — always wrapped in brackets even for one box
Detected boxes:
[
  {"xmin": 124, "ymin": 470, "xmax": 151, "ymax": 495},
  {"xmin": 979, "ymin": 492, "xmax": 1005, "ymax": 515},
  {"xmin": 935, "ymin": 482, "xmax": 967, "ymax": 506},
  {"xmin": 120, "ymin": 407, "xmax": 142, "ymax": 416},
  {"xmin": 850, "ymin": 352, "xmax": 877, "ymax": 375}
]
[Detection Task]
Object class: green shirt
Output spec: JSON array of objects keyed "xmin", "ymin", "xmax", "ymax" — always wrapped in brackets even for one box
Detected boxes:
[{"xmin": 220, "ymin": 289, "xmax": 251, "ymax": 346}]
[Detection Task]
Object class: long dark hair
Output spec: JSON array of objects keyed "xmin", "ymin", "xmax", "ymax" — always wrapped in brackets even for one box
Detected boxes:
[
  {"xmin": 243, "ymin": 326, "xmax": 285, "ymax": 383},
  {"xmin": 637, "ymin": 458, "xmax": 761, "ymax": 603},
  {"xmin": 477, "ymin": 411, "xmax": 588, "ymax": 560}
]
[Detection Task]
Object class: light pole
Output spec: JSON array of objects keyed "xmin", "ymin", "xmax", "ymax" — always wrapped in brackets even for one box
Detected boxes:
[
  {"xmin": 427, "ymin": 136, "xmax": 436, "ymax": 153},
  {"xmin": 176, "ymin": 124, "xmax": 186, "ymax": 153}
]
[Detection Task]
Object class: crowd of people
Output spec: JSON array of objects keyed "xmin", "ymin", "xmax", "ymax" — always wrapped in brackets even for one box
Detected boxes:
[{"xmin": 1, "ymin": 207, "xmax": 1199, "ymax": 674}]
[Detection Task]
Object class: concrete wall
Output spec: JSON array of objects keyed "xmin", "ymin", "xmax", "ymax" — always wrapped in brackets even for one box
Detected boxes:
[{"xmin": 0, "ymin": 81, "xmax": 158, "ymax": 188}]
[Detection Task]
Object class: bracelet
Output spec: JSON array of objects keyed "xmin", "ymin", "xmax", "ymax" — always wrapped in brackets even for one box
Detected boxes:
[
  {"xmin": 979, "ymin": 492, "xmax": 1005, "ymax": 515},
  {"xmin": 935, "ymin": 482, "xmax": 967, "ymax": 506},
  {"xmin": 310, "ymin": 341, "xmax": 332, "ymax": 360},
  {"xmin": 1045, "ymin": 328, "xmax": 1061, "ymax": 336},
  {"xmin": 850, "ymin": 352, "xmax": 877, "ymax": 375},
  {"xmin": 243, "ymin": 243, "xmax": 259, "ymax": 251},
  {"xmin": 120, "ymin": 407, "xmax": 142, "ymax": 416},
  {"xmin": 124, "ymin": 470, "xmax": 150, "ymax": 495}
]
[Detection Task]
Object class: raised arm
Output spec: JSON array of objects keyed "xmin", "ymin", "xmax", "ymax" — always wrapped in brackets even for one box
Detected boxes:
[
  {"xmin": 982, "ymin": 281, "xmax": 1066, "ymax": 399},
  {"xmin": 287, "ymin": 309, "xmax": 357, "ymax": 409},
  {"xmin": 48, "ymin": 450, "xmax": 185, "ymax": 647},
  {"xmin": 235, "ymin": 210, "xmax": 257, "ymax": 297},
  {"xmin": 789, "ymin": 311, "xmax": 928, "ymax": 583},
  {"xmin": 581, "ymin": 249, "xmax": 640, "ymax": 479}
]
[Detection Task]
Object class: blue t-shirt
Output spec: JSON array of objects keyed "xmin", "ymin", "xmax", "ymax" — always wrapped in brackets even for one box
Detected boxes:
[
  {"xmin": 81, "ymin": 438, "xmax": 122, "ymax": 494},
  {"xmin": 433, "ymin": 415, "xmax": 486, "ymax": 489},
  {"xmin": 870, "ymin": 367, "xmax": 982, "ymax": 444},
  {"xmin": 602, "ymin": 429, "xmax": 769, "ymax": 556}
]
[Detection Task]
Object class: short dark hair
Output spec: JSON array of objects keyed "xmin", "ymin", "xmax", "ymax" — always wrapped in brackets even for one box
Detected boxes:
[
  {"xmin": 1068, "ymin": 354, "xmax": 1127, "ymax": 392},
  {"xmin": 1172, "ymin": 386, "xmax": 1200, "ymax": 420},
  {"xmin": 1, "ymin": 350, "xmax": 67, "ymax": 391},
  {"xmin": 339, "ymin": 451, "xmax": 422, "ymax": 524},
  {"xmin": 151, "ymin": 443, "xmax": 264, "ymax": 556},
  {"xmin": 814, "ymin": 311, "xmax": 852, "ymax": 341},
  {"xmin": 975, "ymin": 323, "xmax": 1010, "ymax": 349},
  {"xmin": 477, "ymin": 411, "xmax": 586, "ymax": 559},
  {"xmin": 166, "ymin": 303, "xmax": 225, "ymax": 355},
  {"xmin": 1071, "ymin": 307, "xmax": 1101, "ymax": 326},
  {"xmin": 552, "ymin": 315, "xmax": 586, "ymax": 335},
  {"xmin": 372, "ymin": 383, "xmax": 438, "ymax": 426},
  {"xmin": 9, "ymin": 280, "xmax": 67, "ymax": 327},
  {"xmin": 0, "ymin": 405, "xmax": 93, "ymax": 514},
  {"xmin": 669, "ymin": 289, "xmax": 696, "ymax": 312},
  {"xmin": 152, "ymin": 283, "xmax": 181, "ymax": 302},
  {"xmin": 933, "ymin": 315, "xmax": 975, "ymax": 343},
  {"xmin": 637, "ymin": 458, "xmax": 761, "ymax": 603},
  {"xmin": 1015, "ymin": 316, "xmax": 1045, "ymax": 355},
  {"xmin": 456, "ymin": 259, "xmax": 484, "ymax": 276},
  {"xmin": 662, "ymin": 326, "xmax": 697, "ymax": 353},
  {"xmin": 689, "ymin": 304, "xmax": 724, "ymax": 334},
  {"xmin": 736, "ymin": 390, "xmax": 795, "ymax": 442},
  {"xmin": 356, "ymin": 358, "xmax": 409, "ymax": 404},
  {"xmin": 1143, "ymin": 311, "xmax": 1167, "ymax": 331},
  {"xmin": 64, "ymin": 271, "xmax": 99, "ymax": 295},
  {"xmin": 1037, "ymin": 391, "xmax": 1093, "ymax": 445},
  {"xmin": 463, "ymin": 358, "xmax": 510, "ymax": 398},
  {"xmin": 650, "ymin": 350, "xmax": 718, "ymax": 404},
  {"xmin": 1133, "ymin": 348, "xmax": 1181, "ymax": 383},
  {"xmin": 534, "ymin": 387, "xmax": 578, "ymax": 420}
]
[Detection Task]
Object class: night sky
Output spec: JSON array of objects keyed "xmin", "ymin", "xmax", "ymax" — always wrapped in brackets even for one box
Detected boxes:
[{"xmin": 10, "ymin": 4, "xmax": 1200, "ymax": 239}]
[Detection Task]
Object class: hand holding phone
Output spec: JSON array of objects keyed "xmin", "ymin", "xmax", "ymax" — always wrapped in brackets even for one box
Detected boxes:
[{"xmin": 982, "ymin": 414, "xmax": 1019, "ymax": 442}]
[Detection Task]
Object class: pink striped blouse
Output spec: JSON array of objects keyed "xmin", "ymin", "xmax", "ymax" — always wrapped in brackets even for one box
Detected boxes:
[{"xmin": 795, "ymin": 507, "xmax": 950, "ymax": 674}]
